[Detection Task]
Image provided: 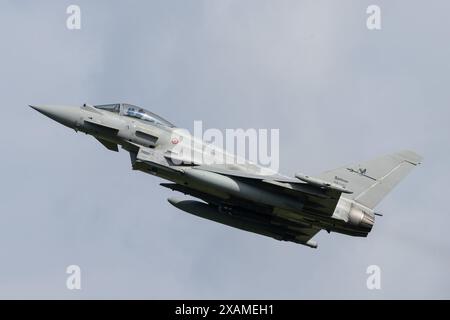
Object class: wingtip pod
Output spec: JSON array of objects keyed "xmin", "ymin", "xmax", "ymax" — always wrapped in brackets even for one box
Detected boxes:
[
  {"xmin": 397, "ymin": 150, "xmax": 423, "ymax": 165},
  {"xmin": 305, "ymin": 240, "xmax": 318, "ymax": 249},
  {"xmin": 167, "ymin": 197, "xmax": 181, "ymax": 206}
]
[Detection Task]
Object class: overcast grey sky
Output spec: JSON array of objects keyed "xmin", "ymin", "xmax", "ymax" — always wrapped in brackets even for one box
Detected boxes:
[{"xmin": 0, "ymin": 0, "xmax": 449, "ymax": 299}]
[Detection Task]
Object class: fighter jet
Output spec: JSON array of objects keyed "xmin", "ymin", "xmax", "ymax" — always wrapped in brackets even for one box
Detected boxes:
[{"xmin": 30, "ymin": 103, "xmax": 422, "ymax": 248}]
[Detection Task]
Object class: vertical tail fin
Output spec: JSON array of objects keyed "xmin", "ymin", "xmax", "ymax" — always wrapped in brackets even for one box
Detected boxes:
[{"xmin": 318, "ymin": 150, "xmax": 422, "ymax": 209}]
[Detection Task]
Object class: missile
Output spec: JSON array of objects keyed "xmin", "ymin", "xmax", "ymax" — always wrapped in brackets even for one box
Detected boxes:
[
  {"xmin": 294, "ymin": 173, "xmax": 353, "ymax": 194},
  {"xmin": 304, "ymin": 240, "xmax": 318, "ymax": 249}
]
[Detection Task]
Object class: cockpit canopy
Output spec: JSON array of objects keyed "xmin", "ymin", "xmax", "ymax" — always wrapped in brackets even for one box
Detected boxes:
[{"xmin": 93, "ymin": 103, "xmax": 175, "ymax": 128}]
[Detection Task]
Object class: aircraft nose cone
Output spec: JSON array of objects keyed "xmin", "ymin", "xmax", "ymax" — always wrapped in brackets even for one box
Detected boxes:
[
  {"xmin": 29, "ymin": 105, "xmax": 55, "ymax": 117},
  {"xmin": 29, "ymin": 104, "xmax": 58, "ymax": 116},
  {"xmin": 29, "ymin": 104, "xmax": 79, "ymax": 129}
]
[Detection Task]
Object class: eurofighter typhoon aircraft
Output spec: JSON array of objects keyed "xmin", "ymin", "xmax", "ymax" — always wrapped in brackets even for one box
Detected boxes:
[{"xmin": 30, "ymin": 103, "xmax": 422, "ymax": 248}]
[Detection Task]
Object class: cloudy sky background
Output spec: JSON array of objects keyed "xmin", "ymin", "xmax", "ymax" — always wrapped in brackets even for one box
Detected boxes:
[{"xmin": 0, "ymin": 0, "xmax": 449, "ymax": 298}]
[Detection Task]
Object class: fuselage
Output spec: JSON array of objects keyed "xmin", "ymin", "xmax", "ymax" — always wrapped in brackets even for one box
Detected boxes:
[{"xmin": 30, "ymin": 103, "xmax": 376, "ymax": 244}]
